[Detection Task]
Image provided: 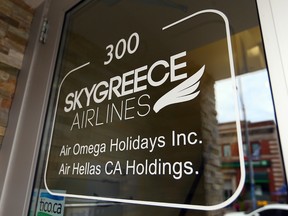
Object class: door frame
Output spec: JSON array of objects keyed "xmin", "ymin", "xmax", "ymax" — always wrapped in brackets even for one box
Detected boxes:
[
  {"xmin": 0, "ymin": 0, "xmax": 81, "ymax": 215},
  {"xmin": 257, "ymin": 0, "xmax": 288, "ymax": 175},
  {"xmin": 0, "ymin": 0, "xmax": 287, "ymax": 215}
]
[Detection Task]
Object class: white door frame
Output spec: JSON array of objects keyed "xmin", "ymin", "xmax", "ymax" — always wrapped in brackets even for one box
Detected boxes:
[{"xmin": 257, "ymin": 0, "xmax": 288, "ymax": 178}]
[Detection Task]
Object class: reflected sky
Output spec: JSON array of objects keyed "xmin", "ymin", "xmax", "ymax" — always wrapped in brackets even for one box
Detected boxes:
[{"xmin": 215, "ymin": 69, "xmax": 275, "ymax": 123}]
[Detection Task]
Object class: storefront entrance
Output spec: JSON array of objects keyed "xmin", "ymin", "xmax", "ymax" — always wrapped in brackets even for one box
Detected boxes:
[{"xmin": 1, "ymin": 0, "xmax": 288, "ymax": 216}]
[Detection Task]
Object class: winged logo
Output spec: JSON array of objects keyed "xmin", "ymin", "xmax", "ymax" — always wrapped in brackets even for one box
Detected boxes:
[{"xmin": 153, "ymin": 65, "xmax": 205, "ymax": 113}]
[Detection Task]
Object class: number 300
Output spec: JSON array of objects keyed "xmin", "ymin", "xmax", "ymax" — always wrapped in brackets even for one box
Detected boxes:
[{"xmin": 104, "ymin": 32, "xmax": 140, "ymax": 65}]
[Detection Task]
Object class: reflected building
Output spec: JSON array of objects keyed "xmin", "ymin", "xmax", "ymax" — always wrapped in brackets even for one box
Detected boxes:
[{"xmin": 219, "ymin": 120, "xmax": 286, "ymax": 210}]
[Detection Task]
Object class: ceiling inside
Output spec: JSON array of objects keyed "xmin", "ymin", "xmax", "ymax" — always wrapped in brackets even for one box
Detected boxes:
[
  {"xmin": 24, "ymin": 0, "xmax": 266, "ymax": 81},
  {"xmin": 23, "ymin": 0, "xmax": 44, "ymax": 8},
  {"xmin": 66, "ymin": 0, "xmax": 265, "ymax": 81}
]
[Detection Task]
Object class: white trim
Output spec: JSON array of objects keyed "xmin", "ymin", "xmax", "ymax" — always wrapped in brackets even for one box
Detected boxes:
[
  {"xmin": 257, "ymin": 0, "xmax": 288, "ymax": 182},
  {"xmin": 0, "ymin": 3, "xmax": 48, "ymax": 215}
]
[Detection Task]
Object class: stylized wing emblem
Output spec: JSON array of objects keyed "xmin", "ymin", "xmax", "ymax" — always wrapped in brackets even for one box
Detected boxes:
[{"xmin": 153, "ymin": 65, "xmax": 205, "ymax": 113}]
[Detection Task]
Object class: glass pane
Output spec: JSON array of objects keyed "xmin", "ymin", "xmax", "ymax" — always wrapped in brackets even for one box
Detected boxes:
[{"xmin": 29, "ymin": 0, "xmax": 288, "ymax": 216}]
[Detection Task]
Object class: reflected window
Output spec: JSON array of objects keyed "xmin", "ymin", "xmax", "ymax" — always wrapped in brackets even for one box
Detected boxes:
[
  {"xmin": 223, "ymin": 144, "xmax": 231, "ymax": 157},
  {"xmin": 252, "ymin": 142, "xmax": 261, "ymax": 159}
]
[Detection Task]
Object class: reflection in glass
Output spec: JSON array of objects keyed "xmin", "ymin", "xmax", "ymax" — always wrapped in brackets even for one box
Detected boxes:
[{"xmin": 216, "ymin": 30, "xmax": 287, "ymax": 214}]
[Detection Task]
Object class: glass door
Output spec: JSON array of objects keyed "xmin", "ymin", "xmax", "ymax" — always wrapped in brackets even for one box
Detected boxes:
[{"xmin": 28, "ymin": 0, "xmax": 288, "ymax": 215}]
